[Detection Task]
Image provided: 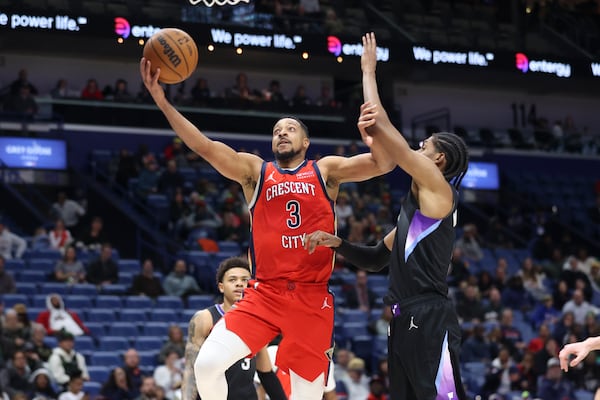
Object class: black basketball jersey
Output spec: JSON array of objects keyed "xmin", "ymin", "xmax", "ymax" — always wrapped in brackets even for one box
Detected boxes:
[
  {"xmin": 207, "ymin": 304, "xmax": 257, "ymax": 400},
  {"xmin": 384, "ymin": 187, "xmax": 458, "ymax": 304}
]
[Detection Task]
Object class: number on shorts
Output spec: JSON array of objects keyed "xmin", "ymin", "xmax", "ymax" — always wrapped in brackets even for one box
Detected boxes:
[{"xmin": 240, "ymin": 358, "xmax": 251, "ymax": 370}]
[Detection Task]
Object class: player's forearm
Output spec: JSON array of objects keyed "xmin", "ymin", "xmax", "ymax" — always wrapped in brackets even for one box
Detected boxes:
[
  {"xmin": 181, "ymin": 342, "xmax": 200, "ymax": 400},
  {"xmin": 584, "ymin": 336, "xmax": 600, "ymax": 351},
  {"xmin": 336, "ymin": 238, "xmax": 391, "ymax": 272}
]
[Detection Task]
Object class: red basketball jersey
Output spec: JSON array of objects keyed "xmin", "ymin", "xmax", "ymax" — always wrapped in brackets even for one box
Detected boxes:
[{"xmin": 249, "ymin": 160, "xmax": 336, "ymax": 283}]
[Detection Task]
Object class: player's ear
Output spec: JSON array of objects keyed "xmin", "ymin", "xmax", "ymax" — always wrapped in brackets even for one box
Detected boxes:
[{"xmin": 218, "ymin": 282, "xmax": 224, "ymax": 293}]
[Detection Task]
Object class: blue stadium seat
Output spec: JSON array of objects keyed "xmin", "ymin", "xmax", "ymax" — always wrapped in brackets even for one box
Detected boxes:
[
  {"xmin": 180, "ymin": 309, "xmax": 198, "ymax": 323},
  {"xmin": 341, "ymin": 322, "xmax": 369, "ymax": 338},
  {"xmin": 29, "ymin": 258, "xmax": 56, "ymax": 273},
  {"xmin": 146, "ymin": 194, "xmax": 170, "ymax": 225},
  {"xmin": 138, "ymin": 350, "xmax": 159, "ymax": 366},
  {"xmin": 108, "ymin": 322, "xmax": 140, "ymax": 338},
  {"xmin": 85, "ymin": 322, "xmax": 107, "ymax": 337},
  {"xmin": 5, "ymin": 259, "xmax": 25, "ymax": 273},
  {"xmin": 351, "ymin": 335, "xmax": 373, "ymax": 362},
  {"xmin": 179, "ymin": 167, "xmax": 197, "ymax": 183},
  {"xmin": 118, "ymin": 272, "xmax": 133, "ymax": 286},
  {"xmin": 124, "ymin": 296, "xmax": 154, "ymax": 309},
  {"xmin": 90, "ymin": 351, "xmax": 122, "ymax": 367},
  {"xmin": 32, "ymin": 294, "xmax": 49, "ymax": 308},
  {"xmin": 71, "ymin": 284, "xmax": 98, "ymax": 296},
  {"xmin": 15, "ymin": 282, "xmax": 37, "ymax": 295},
  {"xmin": 155, "ymin": 296, "xmax": 184, "ymax": 310},
  {"xmin": 87, "ymin": 366, "xmax": 110, "ymax": 384},
  {"xmin": 100, "ymin": 284, "xmax": 128, "ymax": 295},
  {"xmin": 95, "ymin": 295, "xmax": 122, "ymax": 309},
  {"xmin": 118, "ymin": 259, "xmax": 141, "ymax": 274},
  {"xmin": 187, "ymin": 295, "xmax": 215, "ymax": 310},
  {"xmin": 39, "ymin": 282, "xmax": 71, "ymax": 295},
  {"xmin": 339, "ymin": 309, "xmax": 369, "ymax": 324},
  {"xmin": 83, "ymin": 381, "xmax": 102, "ymax": 396},
  {"xmin": 86, "ymin": 309, "xmax": 117, "ymax": 323},
  {"xmin": 1, "ymin": 294, "xmax": 29, "ymax": 307},
  {"xmin": 44, "ymin": 336, "xmax": 58, "ymax": 348},
  {"xmin": 216, "ymin": 241, "xmax": 241, "ymax": 254},
  {"xmin": 64, "ymin": 295, "xmax": 93, "ymax": 309},
  {"xmin": 134, "ymin": 336, "xmax": 164, "ymax": 351},
  {"xmin": 28, "ymin": 249, "xmax": 62, "ymax": 261},
  {"xmin": 27, "ymin": 307, "xmax": 44, "ymax": 321},
  {"xmin": 20, "ymin": 270, "xmax": 47, "ymax": 283},
  {"xmin": 119, "ymin": 309, "xmax": 148, "ymax": 323},
  {"xmin": 74, "ymin": 335, "xmax": 96, "ymax": 352},
  {"xmin": 367, "ymin": 274, "xmax": 388, "ymax": 290},
  {"xmin": 98, "ymin": 336, "xmax": 130, "ymax": 352},
  {"xmin": 574, "ymin": 389, "xmax": 594, "ymax": 400},
  {"xmin": 150, "ymin": 308, "xmax": 179, "ymax": 322},
  {"xmin": 183, "ymin": 251, "xmax": 211, "ymax": 268},
  {"xmin": 142, "ymin": 322, "xmax": 170, "ymax": 337}
]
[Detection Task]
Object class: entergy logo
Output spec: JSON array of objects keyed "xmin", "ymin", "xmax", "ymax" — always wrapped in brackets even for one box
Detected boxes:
[
  {"xmin": 114, "ymin": 17, "xmax": 130, "ymax": 38},
  {"xmin": 327, "ymin": 35, "xmax": 342, "ymax": 56},
  {"xmin": 592, "ymin": 63, "xmax": 600, "ymax": 77},
  {"xmin": 515, "ymin": 52, "xmax": 529, "ymax": 73}
]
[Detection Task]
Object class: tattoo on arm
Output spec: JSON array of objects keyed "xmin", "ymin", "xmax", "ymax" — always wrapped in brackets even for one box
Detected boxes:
[{"xmin": 181, "ymin": 314, "xmax": 206, "ymax": 400}]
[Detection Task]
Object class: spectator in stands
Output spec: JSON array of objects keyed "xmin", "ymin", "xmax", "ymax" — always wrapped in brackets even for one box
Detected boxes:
[
  {"xmin": 35, "ymin": 294, "xmax": 90, "ymax": 337},
  {"xmin": 48, "ymin": 219, "xmax": 74, "ymax": 254},
  {"xmin": 169, "ymin": 190, "xmax": 192, "ymax": 241},
  {"xmin": 86, "ymin": 243, "xmax": 118, "ymax": 286},
  {"xmin": 100, "ymin": 367, "xmax": 135, "ymax": 400},
  {"xmin": 31, "ymin": 226, "xmax": 50, "ymax": 251},
  {"xmin": 456, "ymin": 284, "xmax": 485, "ymax": 323},
  {"xmin": 76, "ymin": 216, "xmax": 107, "ymax": 252},
  {"xmin": 80, "ymin": 79, "xmax": 103, "ymax": 100},
  {"xmin": 449, "ymin": 247, "xmax": 470, "ymax": 287},
  {"xmin": 54, "ymin": 246, "xmax": 86, "ymax": 284},
  {"xmin": 533, "ymin": 337, "xmax": 559, "ymax": 377},
  {"xmin": 562, "ymin": 288, "xmax": 598, "ymax": 325},
  {"xmin": 315, "ymin": 83, "xmax": 337, "ymax": 109},
  {"xmin": 481, "ymin": 346, "xmax": 515, "ymax": 398},
  {"xmin": 0, "ymin": 351, "xmax": 32, "ymax": 398},
  {"xmin": 366, "ymin": 375, "xmax": 386, "ymax": 400},
  {"xmin": 162, "ymin": 259, "xmax": 201, "ymax": 298},
  {"xmin": 115, "ymin": 148, "xmax": 139, "ymax": 188},
  {"xmin": 4, "ymin": 85, "xmax": 38, "ymax": 117},
  {"xmin": 27, "ymin": 368, "xmax": 58, "ymax": 400},
  {"xmin": 47, "ymin": 330, "xmax": 89, "ymax": 387},
  {"xmin": 323, "ymin": 8, "xmax": 343, "ymax": 35},
  {"xmin": 461, "ymin": 323, "xmax": 494, "ymax": 363},
  {"xmin": 51, "ymin": 79, "xmax": 70, "ymax": 99},
  {"xmin": 225, "ymin": 72, "xmax": 261, "ymax": 104},
  {"xmin": 491, "ymin": 259, "xmax": 509, "ymax": 293},
  {"xmin": 0, "ymin": 221, "xmax": 27, "ymax": 260},
  {"xmin": 263, "ymin": 80, "xmax": 286, "ymax": 106},
  {"xmin": 499, "ymin": 308, "xmax": 526, "ymax": 358},
  {"xmin": 553, "ymin": 279, "xmax": 571, "ymax": 310},
  {"xmin": 502, "ymin": 275, "xmax": 535, "ymax": 313},
  {"xmin": 135, "ymin": 158, "xmax": 160, "ymax": 200},
  {"xmin": 342, "ymin": 270, "xmax": 377, "ymax": 312},
  {"xmin": 135, "ymin": 376, "xmax": 162, "ymax": 400},
  {"xmin": 477, "ymin": 270, "xmax": 494, "ymax": 298},
  {"xmin": 13, "ymin": 303, "xmax": 33, "ymax": 342},
  {"xmin": 530, "ymin": 294, "xmax": 561, "ymax": 330},
  {"xmin": 483, "ymin": 287, "xmax": 504, "ymax": 324},
  {"xmin": 217, "ymin": 198, "xmax": 244, "ymax": 243},
  {"xmin": 129, "ymin": 258, "xmax": 164, "ymax": 298},
  {"xmin": 57, "ymin": 373, "xmax": 85, "ymax": 400},
  {"xmin": 369, "ymin": 304, "xmax": 392, "ymax": 337},
  {"xmin": 527, "ymin": 323, "xmax": 552, "ymax": 355},
  {"xmin": 340, "ymin": 357, "xmax": 370, "ymax": 400},
  {"xmin": 111, "ymin": 78, "xmax": 134, "ymax": 103},
  {"xmin": 163, "ymin": 137, "xmax": 200, "ymax": 168},
  {"xmin": 184, "ymin": 196, "xmax": 222, "ymax": 234},
  {"xmin": 333, "ymin": 348, "xmax": 353, "ymax": 383},
  {"xmin": 2, "ymin": 309, "xmax": 28, "ymax": 353},
  {"xmin": 27, "ymin": 323, "xmax": 53, "ymax": 364},
  {"xmin": 290, "ymin": 85, "xmax": 312, "ymax": 108},
  {"xmin": 122, "ymin": 349, "xmax": 144, "ymax": 398},
  {"xmin": 9, "ymin": 69, "xmax": 38, "ymax": 96},
  {"xmin": 518, "ymin": 257, "xmax": 549, "ymax": 302},
  {"xmin": 157, "ymin": 160, "xmax": 185, "ymax": 200},
  {"xmin": 0, "ymin": 256, "xmax": 16, "ymax": 294},
  {"xmin": 152, "ymin": 349, "xmax": 183, "ymax": 400},
  {"xmin": 455, "ymin": 223, "xmax": 484, "ymax": 262},
  {"xmin": 537, "ymin": 357, "xmax": 575, "ymax": 399},
  {"xmin": 159, "ymin": 325, "xmax": 185, "ymax": 363},
  {"xmin": 190, "ymin": 78, "xmax": 211, "ymax": 107}
]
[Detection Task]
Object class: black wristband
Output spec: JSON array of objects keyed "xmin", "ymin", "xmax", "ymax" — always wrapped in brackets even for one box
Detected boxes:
[
  {"xmin": 257, "ymin": 370, "xmax": 287, "ymax": 400},
  {"xmin": 336, "ymin": 238, "xmax": 390, "ymax": 272}
]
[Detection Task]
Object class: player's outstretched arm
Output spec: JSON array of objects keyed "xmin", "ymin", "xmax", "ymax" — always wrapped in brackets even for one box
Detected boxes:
[
  {"xmin": 559, "ymin": 336, "xmax": 600, "ymax": 371},
  {"xmin": 140, "ymin": 58, "xmax": 262, "ymax": 183},
  {"xmin": 181, "ymin": 310, "xmax": 212, "ymax": 400}
]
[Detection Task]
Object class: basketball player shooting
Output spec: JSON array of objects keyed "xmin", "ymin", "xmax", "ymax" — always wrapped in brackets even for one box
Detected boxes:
[{"xmin": 140, "ymin": 58, "xmax": 394, "ymax": 400}]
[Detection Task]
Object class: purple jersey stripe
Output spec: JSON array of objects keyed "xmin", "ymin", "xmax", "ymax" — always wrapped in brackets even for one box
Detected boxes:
[
  {"xmin": 435, "ymin": 331, "xmax": 458, "ymax": 400},
  {"xmin": 404, "ymin": 211, "xmax": 442, "ymax": 262}
]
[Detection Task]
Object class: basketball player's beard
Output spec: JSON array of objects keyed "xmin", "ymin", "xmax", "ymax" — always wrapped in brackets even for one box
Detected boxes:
[{"xmin": 274, "ymin": 148, "xmax": 301, "ymax": 162}]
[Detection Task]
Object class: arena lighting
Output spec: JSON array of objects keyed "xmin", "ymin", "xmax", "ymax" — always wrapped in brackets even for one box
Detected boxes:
[
  {"xmin": 336, "ymin": 56, "xmax": 343, "ymax": 63},
  {"xmin": 302, "ymin": 52, "xmax": 309, "ymax": 60},
  {"xmin": 207, "ymin": 44, "xmax": 214, "ymax": 51},
  {"xmin": 138, "ymin": 39, "xmax": 144, "ymax": 45},
  {"xmin": 117, "ymin": 37, "xmax": 124, "ymax": 44},
  {"xmin": 236, "ymin": 47, "xmax": 242, "ymax": 54}
]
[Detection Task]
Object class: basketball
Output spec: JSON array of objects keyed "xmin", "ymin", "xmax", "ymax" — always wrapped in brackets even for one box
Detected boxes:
[{"xmin": 143, "ymin": 28, "xmax": 198, "ymax": 84}]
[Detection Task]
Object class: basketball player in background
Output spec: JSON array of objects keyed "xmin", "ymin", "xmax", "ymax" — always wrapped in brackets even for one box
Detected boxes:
[
  {"xmin": 304, "ymin": 33, "xmax": 469, "ymax": 399},
  {"xmin": 182, "ymin": 256, "xmax": 286, "ymax": 400},
  {"xmin": 141, "ymin": 57, "xmax": 393, "ymax": 400}
]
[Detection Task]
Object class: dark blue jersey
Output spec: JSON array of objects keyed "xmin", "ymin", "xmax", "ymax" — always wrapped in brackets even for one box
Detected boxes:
[
  {"xmin": 207, "ymin": 304, "xmax": 257, "ymax": 400},
  {"xmin": 385, "ymin": 187, "xmax": 458, "ymax": 304}
]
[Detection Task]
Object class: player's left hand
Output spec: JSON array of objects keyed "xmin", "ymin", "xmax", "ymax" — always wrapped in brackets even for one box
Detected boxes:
[
  {"xmin": 361, "ymin": 32, "xmax": 378, "ymax": 74},
  {"xmin": 357, "ymin": 101, "xmax": 378, "ymax": 147},
  {"xmin": 559, "ymin": 340, "xmax": 592, "ymax": 371},
  {"xmin": 304, "ymin": 230, "xmax": 342, "ymax": 254}
]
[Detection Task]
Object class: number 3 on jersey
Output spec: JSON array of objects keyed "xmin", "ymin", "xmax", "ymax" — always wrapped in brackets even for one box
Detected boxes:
[{"xmin": 286, "ymin": 200, "xmax": 301, "ymax": 229}]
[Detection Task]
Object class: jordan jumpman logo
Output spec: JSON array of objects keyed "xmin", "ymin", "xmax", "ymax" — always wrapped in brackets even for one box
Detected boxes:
[{"xmin": 409, "ymin": 316, "xmax": 419, "ymax": 330}]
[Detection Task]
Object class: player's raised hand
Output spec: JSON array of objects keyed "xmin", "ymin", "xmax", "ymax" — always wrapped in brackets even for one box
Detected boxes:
[
  {"xmin": 357, "ymin": 101, "xmax": 378, "ymax": 147},
  {"xmin": 140, "ymin": 57, "xmax": 165, "ymax": 100},
  {"xmin": 361, "ymin": 32, "xmax": 377, "ymax": 74},
  {"xmin": 559, "ymin": 340, "xmax": 592, "ymax": 371},
  {"xmin": 304, "ymin": 230, "xmax": 342, "ymax": 254}
]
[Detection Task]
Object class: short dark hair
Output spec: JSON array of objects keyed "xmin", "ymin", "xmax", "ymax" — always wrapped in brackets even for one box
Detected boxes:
[
  {"xmin": 216, "ymin": 256, "xmax": 251, "ymax": 285},
  {"xmin": 278, "ymin": 116, "xmax": 309, "ymax": 138}
]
